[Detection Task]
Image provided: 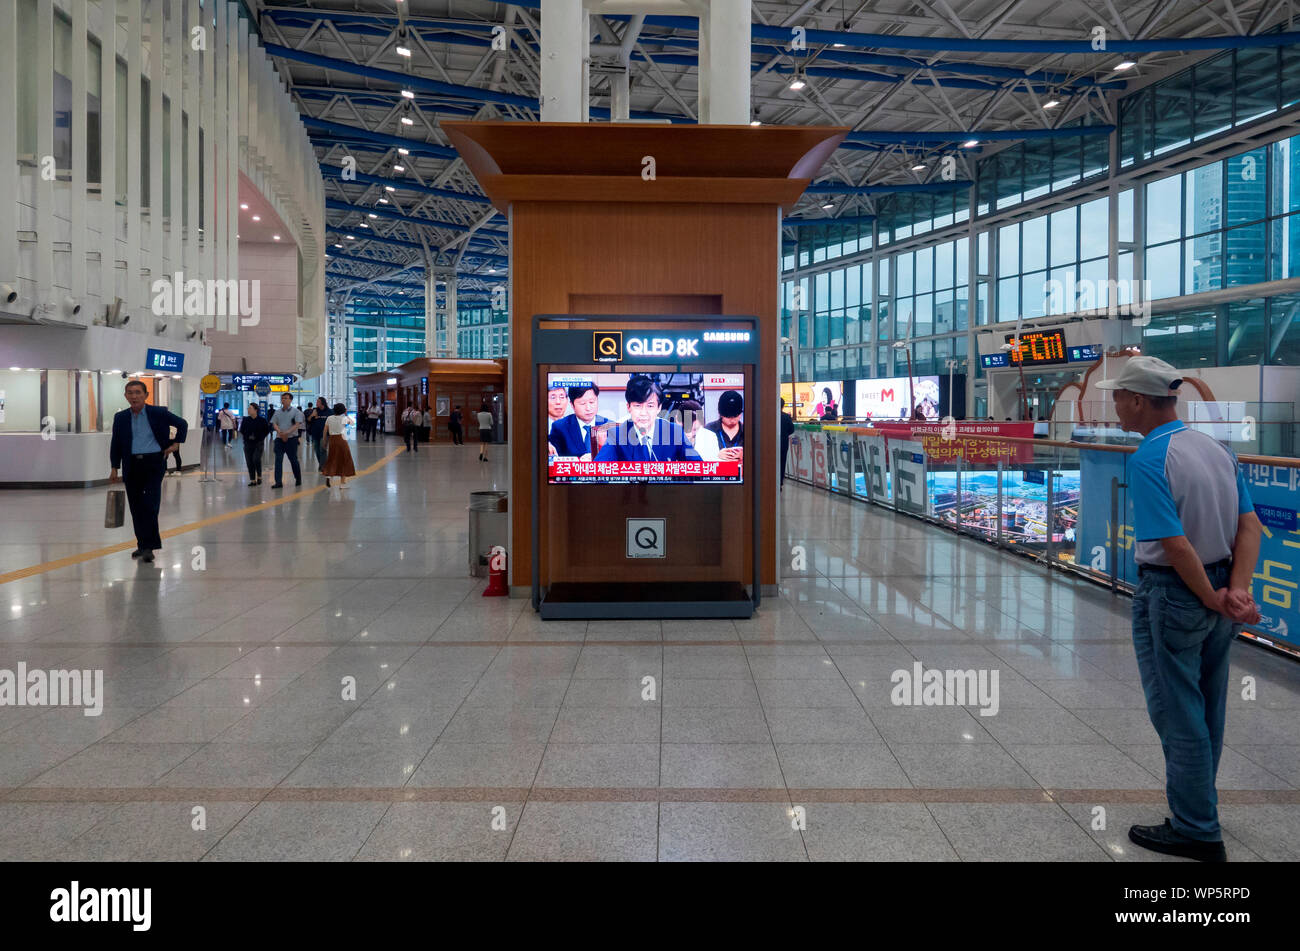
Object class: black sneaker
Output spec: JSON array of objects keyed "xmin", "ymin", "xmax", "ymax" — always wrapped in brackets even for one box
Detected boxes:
[
  {"xmin": 1128, "ymin": 819, "xmax": 1227, "ymax": 862},
  {"xmin": 130, "ymin": 548, "xmax": 144, "ymax": 559},
  {"xmin": 271, "ymin": 483, "xmax": 284, "ymax": 489},
  {"xmin": 295, "ymin": 479, "xmax": 302, "ymax": 486},
  {"xmin": 141, "ymin": 551, "xmax": 155, "ymax": 563}
]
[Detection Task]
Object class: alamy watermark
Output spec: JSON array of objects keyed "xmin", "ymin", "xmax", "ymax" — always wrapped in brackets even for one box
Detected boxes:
[
  {"xmin": 890, "ymin": 661, "xmax": 1000, "ymax": 717},
  {"xmin": 0, "ymin": 664, "xmax": 104, "ymax": 716},
  {"xmin": 1042, "ymin": 277, "xmax": 1152, "ymax": 326},
  {"xmin": 150, "ymin": 271, "xmax": 260, "ymax": 334}
]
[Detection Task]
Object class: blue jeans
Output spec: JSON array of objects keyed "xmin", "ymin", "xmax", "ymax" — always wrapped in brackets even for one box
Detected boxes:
[{"xmin": 1131, "ymin": 563, "xmax": 1236, "ymax": 841}]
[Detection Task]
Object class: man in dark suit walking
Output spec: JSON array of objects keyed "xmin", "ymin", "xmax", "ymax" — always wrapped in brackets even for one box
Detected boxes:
[
  {"xmin": 109, "ymin": 380, "xmax": 188, "ymax": 562},
  {"xmin": 549, "ymin": 382, "xmax": 609, "ymax": 459}
]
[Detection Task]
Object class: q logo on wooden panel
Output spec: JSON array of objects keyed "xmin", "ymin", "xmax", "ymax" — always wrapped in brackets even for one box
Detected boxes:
[{"xmin": 593, "ymin": 331, "xmax": 622, "ymax": 363}]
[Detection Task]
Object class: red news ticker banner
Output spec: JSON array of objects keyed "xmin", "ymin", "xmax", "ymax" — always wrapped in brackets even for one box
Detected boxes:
[
  {"xmin": 549, "ymin": 460, "xmax": 742, "ymax": 481},
  {"xmin": 869, "ymin": 422, "xmax": 1037, "ymax": 464}
]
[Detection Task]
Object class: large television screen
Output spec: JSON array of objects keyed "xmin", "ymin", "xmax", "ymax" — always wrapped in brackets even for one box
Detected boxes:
[
  {"xmin": 546, "ymin": 371, "xmax": 745, "ymax": 483},
  {"xmin": 855, "ymin": 375, "xmax": 941, "ymax": 421}
]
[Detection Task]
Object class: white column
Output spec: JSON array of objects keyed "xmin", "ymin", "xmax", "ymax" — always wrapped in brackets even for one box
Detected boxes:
[
  {"xmin": 211, "ymin": 0, "xmax": 226, "ymax": 331},
  {"xmin": 701, "ymin": 0, "xmax": 750, "ymax": 125},
  {"xmin": 0, "ymin": 0, "xmax": 15, "ymax": 293},
  {"xmin": 99, "ymin": 0, "xmax": 117, "ymax": 313},
  {"xmin": 539, "ymin": 0, "xmax": 585, "ymax": 122},
  {"xmin": 610, "ymin": 67, "xmax": 630, "ymax": 121},
  {"xmin": 185, "ymin": 0, "xmax": 200, "ymax": 277},
  {"xmin": 35, "ymin": 0, "xmax": 53, "ymax": 310},
  {"xmin": 70, "ymin": 0, "xmax": 88, "ymax": 311},
  {"xmin": 125, "ymin": 0, "xmax": 142, "ymax": 319},
  {"xmin": 445, "ymin": 273, "xmax": 458, "ymax": 358},
  {"xmin": 200, "ymin": 0, "xmax": 214, "ymax": 296},
  {"xmin": 424, "ymin": 270, "xmax": 436, "ymax": 356},
  {"xmin": 149, "ymin": 0, "xmax": 164, "ymax": 304},
  {"xmin": 225, "ymin": 3, "xmax": 239, "ymax": 333},
  {"xmin": 167, "ymin": 0, "xmax": 183, "ymax": 279}
]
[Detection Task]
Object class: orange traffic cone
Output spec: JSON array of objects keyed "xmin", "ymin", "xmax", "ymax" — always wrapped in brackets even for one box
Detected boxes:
[{"xmin": 483, "ymin": 546, "xmax": 508, "ymax": 597}]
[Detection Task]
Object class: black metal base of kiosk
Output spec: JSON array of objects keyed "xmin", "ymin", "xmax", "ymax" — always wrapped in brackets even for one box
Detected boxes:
[{"xmin": 539, "ymin": 582, "xmax": 755, "ymax": 620}]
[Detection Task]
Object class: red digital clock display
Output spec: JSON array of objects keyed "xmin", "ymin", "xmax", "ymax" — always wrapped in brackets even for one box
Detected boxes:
[{"xmin": 1005, "ymin": 329, "xmax": 1068, "ymax": 365}]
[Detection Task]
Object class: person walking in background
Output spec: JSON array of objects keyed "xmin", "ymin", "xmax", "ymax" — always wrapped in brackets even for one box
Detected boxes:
[
  {"xmin": 109, "ymin": 380, "xmax": 187, "ymax": 563},
  {"xmin": 239, "ymin": 403, "xmax": 269, "ymax": 485},
  {"xmin": 1096, "ymin": 356, "xmax": 1263, "ymax": 862},
  {"xmin": 366, "ymin": 402, "xmax": 382, "ymax": 441},
  {"xmin": 780, "ymin": 397, "xmax": 795, "ymax": 490},
  {"xmin": 308, "ymin": 396, "xmax": 330, "ymax": 471},
  {"xmin": 420, "ymin": 405, "xmax": 432, "ymax": 446},
  {"xmin": 217, "ymin": 403, "xmax": 237, "ymax": 447},
  {"xmin": 270, "ymin": 392, "xmax": 305, "ymax": 489},
  {"xmin": 448, "ymin": 405, "xmax": 464, "ymax": 446},
  {"xmin": 477, "ymin": 404, "xmax": 494, "ymax": 462},
  {"xmin": 322, "ymin": 403, "xmax": 357, "ymax": 488},
  {"xmin": 402, "ymin": 403, "xmax": 421, "ymax": 452},
  {"xmin": 167, "ymin": 425, "xmax": 183, "ymax": 476}
]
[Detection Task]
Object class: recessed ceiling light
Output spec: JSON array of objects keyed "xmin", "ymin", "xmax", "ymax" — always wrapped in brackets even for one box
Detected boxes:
[
  {"xmin": 401, "ymin": 89, "xmax": 415, "ymax": 99},
  {"xmin": 1044, "ymin": 99, "xmax": 1060, "ymax": 109},
  {"xmin": 368, "ymin": 212, "xmax": 378, "ymax": 218},
  {"xmin": 911, "ymin": 163, "xmax": 926, "ymax": 171},
  {"xmin": 749, "ymin": 119, "xmax": 761, "ymax": 127},
  {"xmin": 789, "ymin": 77, "xmax": 806, "ymax": 91},
  {"xmin": 378, "ymin": 198, "xmax": 389, "ymax": 204},
  {"xmin": 397, "ymin": 148, "xmax": 409, "ymax": 155},
  {"xmin": 251, "ymin": 214, "xmax": 261, "ymax": 221},
  {"xmin": 832, "ymin": 42, "xmax": 845, "ymax": 48},
  {"xmin": 273, "ymin": 234, "xmax": 280, "ymax": 240},
  {"xmin": 1115, "ymin": 60, "xmax": 1136, "ymax": 71},
  {"xmin": 334, "ymin": 243, "xmax": 343, "ymax": 248},
  {"xmin": 393, "ymin": 164, "xmax": 404, "ymax": 172},
  {"xmin": 239, "ymin": 203, "xmax": 249, "ymax": 210},
  {"xmin": 395, "ymin": 45, "xmax": 411, "ymax": 57},
  {"xmin": 359, "ymin": 222, "xmax": 369, "ymax": 228},
  {"xmin": 822, "ymin": 202, "xmax": 835, "ymax": 210},
  {"xmin": 384, "ymin": 185, "xmax": 395, "ymax": 192},
  {"xmin": 962, "ymin": 139, "xmax": 979, "ymax": 148},
  {"xmin": 400, "ymin": 116, "xmax": 414, "ymax": 126},
  {"xmin": 345, "ymin": 234, "xmax": 355, "ymax": 240}
]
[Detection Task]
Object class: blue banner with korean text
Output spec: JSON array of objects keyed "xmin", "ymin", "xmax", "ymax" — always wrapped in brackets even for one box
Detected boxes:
[{"xmin": 1241, "ymin": 462, "xmax": 1300, "ymax": 650}]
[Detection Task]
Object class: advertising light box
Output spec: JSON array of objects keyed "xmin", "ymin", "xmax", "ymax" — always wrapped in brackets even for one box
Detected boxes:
[
  {"xmin": 855, "ymin": 375, "xmax": 941, "ymax": 421},
  {"xmin": 546, "ymin": 371, "xmax": 745, "ymax": 484}
]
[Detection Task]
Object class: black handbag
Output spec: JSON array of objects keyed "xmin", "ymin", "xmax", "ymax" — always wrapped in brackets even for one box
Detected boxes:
[{"xmin": 104, "ymin": 488, "xmax": 126, "ymax": 528}]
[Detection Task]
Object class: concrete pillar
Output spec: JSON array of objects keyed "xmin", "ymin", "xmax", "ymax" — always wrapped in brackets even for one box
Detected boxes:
[
  {"xmin": 444, "ymin": 272, "xmax": 459, "ymax": 358},
  {"xmin": 701, "ymin": 0, "xmax": 750, "ymax": 124},
  {"xmin": 611, "ymin": 66, "xmax": 630, "ymax": 121},
  {"xmin": 540, "ymin": 0, "xmax": 586, "ymax": 122}
]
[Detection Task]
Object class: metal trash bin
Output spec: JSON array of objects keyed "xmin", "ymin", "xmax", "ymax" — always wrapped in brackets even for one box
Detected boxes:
[{"xmin": 468, "ymin": 490, "xmax": 508, "ymax": 577}]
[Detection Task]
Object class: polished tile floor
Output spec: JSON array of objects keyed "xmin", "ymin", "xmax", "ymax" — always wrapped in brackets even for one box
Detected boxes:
[{"xmin": 1, "ymin": 435, "xmax": 1297, "ymax": 861}]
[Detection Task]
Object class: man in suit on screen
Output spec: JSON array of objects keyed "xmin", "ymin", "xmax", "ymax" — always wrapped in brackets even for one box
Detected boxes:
[
  {"xmin": 593, "ymin": 375, "xmax": 701, "ymax": 463},
  {"xmin": 549, "ymin": 382, "xmax": 609, "ymax": 460}
]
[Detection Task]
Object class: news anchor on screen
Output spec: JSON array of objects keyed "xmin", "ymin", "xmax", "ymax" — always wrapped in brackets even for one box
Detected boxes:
[
  {"xmin": 549, "ymin": 383, "xmax": 608, "ymax": 459},
  {"xmin": 594, "ymin": 375, "xmax": 701, "ymax": 462}
]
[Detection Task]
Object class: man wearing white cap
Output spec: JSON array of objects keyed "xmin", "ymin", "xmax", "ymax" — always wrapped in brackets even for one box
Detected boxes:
[{"xmin": 1096, "ymin": 355, "xmax": 1262, "ymax": 862}]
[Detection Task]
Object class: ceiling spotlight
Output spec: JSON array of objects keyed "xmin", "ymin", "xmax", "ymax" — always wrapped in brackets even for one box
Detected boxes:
[
  {"xmin": 822, "ymin": 202, "xmax": 835, "ymax": 210},
  {"xmin": 359, "ymin": 222, "xmax": 369, "ymax": 228},
  {"xmin": 334, "ymin": 243, "xmax": 343, "ymax": 248},
  {"xmin": 401, "ymin": 89, "xmax": 415, "ymax": 99},
  {"xmin": 397, "ymin": 148, "xmax": 409, "ymax": 155},
  {"xmin": 384, "ymin": 186, "xmax": 395, "ymax": 192},
  {"xmin": 378, "ymin": 198, "xmax": 389, "ymax": 204},
  {"xmin": 272, "ymin": 234, "xmax": 280, "ymax": 241},
  {"xmin": 367, "ymin": 212, "xmax": 378, "ymax": 218},
  {"xmin": 395, "ymin": 45, "xmax": 411, "ymax": 57},
  {"xmin": 789, "ymin": 75, "xmax": 806, "ymax": 91},
  {"xmin": 400, "ymin": 116, "xmax": 414, "ymax": 126},
  {"xmin": 393, "ymin": 164, "xmax": 404, "ymax": 172},
  {"xmin": 345, "ymin": 234, "xmax": 355, "ymax": 240},
  {"xmin": 239, "ymin": 202, "xmax": 249, "ymax": 210},
  {"xmin": 749, "ymin": 119, "xmax": 761, "ymax": 127},
  {"xmin": 1043, "ymin": 99, "xmax": 1060, "ymax": 109},
  {"xmin": 911, "ymin": 163, "xmax": 927, "ymax": 171},
  {"xmin": 962, "ymin": 139, "xmax": 979, "ymax": 148},
  {"xmin": 252, "ymin": 214, "xmax": 261, "ymax": 221},
  {"xmin": 1115, "ymin": 60, "xmax": 1136, "ymax": 71}
]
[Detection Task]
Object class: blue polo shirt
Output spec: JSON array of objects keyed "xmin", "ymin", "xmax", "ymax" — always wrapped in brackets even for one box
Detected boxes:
[
  {"xmin": 130, "ymin": 407, "xmax": 161, "ymax": 454},
  {"xmin": 1130, "ymin": 420, "xmax": 1253, "ymax": 566}
]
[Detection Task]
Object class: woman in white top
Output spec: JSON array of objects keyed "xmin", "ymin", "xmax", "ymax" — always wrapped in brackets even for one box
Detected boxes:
[
  {"xmin": 321, "ymin": 403, "xmax": 356, "ymax": 486},
  {"xmin": 476, "ymin": 407, "xmax": 494, "ymax": 461}
]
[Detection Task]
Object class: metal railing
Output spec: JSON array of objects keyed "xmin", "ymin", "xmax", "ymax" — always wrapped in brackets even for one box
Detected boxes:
[{"xmin": 786, "ymin": 422, "xmax": 1300, "ymax": 660}]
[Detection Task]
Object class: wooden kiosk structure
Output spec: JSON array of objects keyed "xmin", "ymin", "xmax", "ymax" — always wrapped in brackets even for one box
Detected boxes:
[{"xmin": 444, "ymin": 121, "xmax": 846, "ymax": 612}]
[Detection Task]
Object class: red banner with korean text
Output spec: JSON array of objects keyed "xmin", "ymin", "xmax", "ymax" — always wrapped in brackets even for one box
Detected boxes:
[{"xmin": 549, "ymin": 460, "xmax": 742, "ymax": 482}]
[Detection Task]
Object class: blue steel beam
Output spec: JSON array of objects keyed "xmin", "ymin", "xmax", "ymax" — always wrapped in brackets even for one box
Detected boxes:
[{"xmin": 319, "ymin": 163, "xmax": 492, "ymax": 204}]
